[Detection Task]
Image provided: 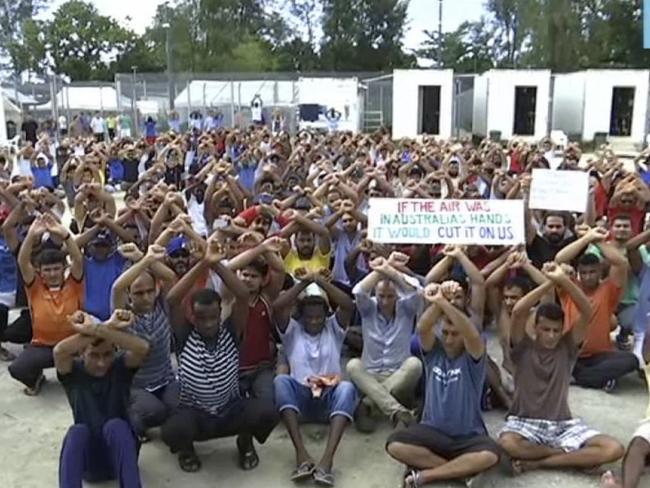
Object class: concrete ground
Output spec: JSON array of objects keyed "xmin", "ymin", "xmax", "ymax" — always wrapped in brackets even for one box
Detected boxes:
[{"xmin": 0, "ymin": 333, "xmax": 648, "ymax": 488}]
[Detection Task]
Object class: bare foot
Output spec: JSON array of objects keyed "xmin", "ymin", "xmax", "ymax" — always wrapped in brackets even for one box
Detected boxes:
[
  {"xmin": 600, "ymin": 471, "xmax": 621, "ymax": 488},
  {"xmin": 512, "ymin": 459, "xmax": 538, "ymax": 475}
]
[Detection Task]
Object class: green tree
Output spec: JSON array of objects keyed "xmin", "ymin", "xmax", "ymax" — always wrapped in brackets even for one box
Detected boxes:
[
  {"xmin": 0, "ymin": 0, "xmax": 49, "ymax": 76},
  {"xmin": 44, "ymin": 0, "xmax": 135, "ymax": 80},
  {"xmin": 320, "ymin": 0, "xmax": 414, "ymax": 71},
  {"xmin": 418, "ymin": 19, "xmax": 495, "ymax": 73}
]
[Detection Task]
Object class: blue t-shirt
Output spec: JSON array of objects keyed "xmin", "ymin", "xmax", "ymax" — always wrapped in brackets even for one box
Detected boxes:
[
  {"xmin": 109, "ymin": 158, "xmax": 124, "ymax": 182},
  {"xmin": 144, "ymin": 121, "xmax": 157, "ymax": 137},
  {"xmin": 32, "ymin": 164, "xmax": 53, "ymax": 189},
  {"xmin": 84, "ymin": 253, "xmax": 126, "ymax": 320},
  {"xmin": 237, "ymin": 163, "xmax": 258, "ymax": 191},
  {"xmin": 0, "ymin": 236, "xmax": 17, "ymax": 295},
  {"xmin": 420, "ymin": 342, "xmax": 487, "ymax": 437}
]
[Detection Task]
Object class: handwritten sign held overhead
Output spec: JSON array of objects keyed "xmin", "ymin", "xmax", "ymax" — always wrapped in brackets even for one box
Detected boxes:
[
  {"xmin": 367, "ymin": 198, "xmax": 525, "ymax": 245},
  {"xmin": 529, "ymin": 168, "xmax": 589, "ymax": 213}
]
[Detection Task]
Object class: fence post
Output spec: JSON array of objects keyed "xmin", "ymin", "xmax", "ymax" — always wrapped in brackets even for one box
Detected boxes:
[{"xmin": 230, "ymin": 80, "xmax": 235, "ymax": 128}]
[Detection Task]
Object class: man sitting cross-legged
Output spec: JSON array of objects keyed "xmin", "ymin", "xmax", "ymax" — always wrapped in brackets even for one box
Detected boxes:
[
  {"xmin": 386, "ymin": 281, "xmax": 501, "ymax": 487},
  {"xmin": 499, "ymin": 262, "xmax": 624, "ymax": 474},
  {"xmin": 346, "ymin": 253, "xmax": 423, "ymax": 432}
]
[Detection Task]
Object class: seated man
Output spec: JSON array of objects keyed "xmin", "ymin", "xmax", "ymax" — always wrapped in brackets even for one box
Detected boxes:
[
  {"xmin": 280, "ymin": 213, "xmax": 331, "ymax": 279},
  {"xmin": 601, "ymin": 332, "xmax": 650, "ymax": 488},
  {"xmin": 111, "ymin": 243, "xmax": 178, "ymax": 441},
  {"xmin": 55, "ymin": 309, "xmax": 150, "ymax": 488},
  {"xmin": 386, "ymin": 281, "xmax": 500, "ymax": 487},
  {"xmin": 499, "ymin": 262, "xmax": 624, "ymax": 473},
  {"xmin": 161, "ymin": 238, "xmax": 276, "ymax": 473},
  {"xmin": 272, "ymin": 268, "xmax": 357, "ymax": 485},
  {"xmin": 347, "ymin": 253, "xmax": 422, "ymax": 432},
  {"xmin": 9, "ymin": 214, "xmax": 84, "ymax": 395},
  {"xmin": 555, "ymin": 226, "xmax": 638, "ymax": 390}
]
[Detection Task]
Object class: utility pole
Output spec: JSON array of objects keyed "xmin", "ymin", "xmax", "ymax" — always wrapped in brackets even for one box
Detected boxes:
[
  {"xmin": 163, "ymin": 23, "xmax": 174, "ymax": 110},
  {"xmin": 438, "ymin": 0, "xmax": 443, "ymax": 68}
]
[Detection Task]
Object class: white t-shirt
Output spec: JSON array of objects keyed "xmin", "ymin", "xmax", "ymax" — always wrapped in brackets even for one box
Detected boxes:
[
  {"xmin": 280, "ymin": 315, "xmax": 346, "ymax": 385},
  {"xmin": 90, "ymin": 117, "xmax": 105, "ymax": 134},
  {"xmin": 58, "ymin": 115, "xmax": 67, "ymax": 130}
]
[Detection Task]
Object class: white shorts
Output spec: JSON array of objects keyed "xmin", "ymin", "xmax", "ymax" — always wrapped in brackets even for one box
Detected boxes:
[{"xmin": 632, "ymin": 419, "xmax": 650, "ymax": 444}]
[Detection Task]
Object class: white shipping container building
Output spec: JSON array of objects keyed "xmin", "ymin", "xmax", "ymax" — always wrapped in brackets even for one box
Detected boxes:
[
  {"xmin": 552, "ymin": 70, "xmax": 650, "ymax": 146},
  {"xmin": 392, "ymin": 69, "xmax": 454, "ymax": 140},
  {"xmin": 472, "ymin": 69, "xmax": 552, "ymax": 140}
]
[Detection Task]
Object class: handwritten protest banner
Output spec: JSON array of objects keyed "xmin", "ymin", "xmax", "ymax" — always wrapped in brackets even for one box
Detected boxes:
[
  {"xmin": 529, "ymin": 168, "xmax": 589, "ymax": 213},
  {"xmin": 367, "ymin": 198, "xmax": 525, "ymax": 245}
]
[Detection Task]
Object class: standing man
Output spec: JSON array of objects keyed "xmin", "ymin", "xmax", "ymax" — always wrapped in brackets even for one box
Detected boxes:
[
  {"xmin": 9, "ymin": 215, "xmax": 84, "ymax": 395},
  {"xmin": 499, "ymin": 263, "xmax": 624, "ymax": 474},
  {"xmin": 346, "ymin": 254, "xmax": 422, "ymax": 432},
  {"xmin": 91, "ymin": 112, "xmax": 106, "ymax": 143},
  {"xmin": 386, "ymin": 281, "xmax": 501, "ymax": 487},
  {"xmin": 21, "ymin": 113, "xmax": 39, "ymax": 145},
  {"xmin": 55, "ymin": 309, "xmax": 149, "ymax": 488}
]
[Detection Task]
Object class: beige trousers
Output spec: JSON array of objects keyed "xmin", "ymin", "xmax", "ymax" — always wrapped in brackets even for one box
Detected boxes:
[{"xmin": 346, "ymin": 357, "xmax": 422, "ymax": 418}]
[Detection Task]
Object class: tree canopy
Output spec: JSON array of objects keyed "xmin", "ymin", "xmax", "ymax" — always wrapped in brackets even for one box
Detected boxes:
[{"xmin": 0, "ymin": 0, "xmax": 648, "ymax": 81}]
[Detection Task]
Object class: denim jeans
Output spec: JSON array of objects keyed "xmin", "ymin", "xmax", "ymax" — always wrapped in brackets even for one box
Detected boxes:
[{"xmin": 274, "ymin": 374, "xmax": 358, "ymax": 422}]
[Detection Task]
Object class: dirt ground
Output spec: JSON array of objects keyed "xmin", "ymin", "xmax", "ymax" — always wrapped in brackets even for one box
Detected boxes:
[{"xmin": 0, "ymin": 332, "xmax": 648, "ymax": 488}]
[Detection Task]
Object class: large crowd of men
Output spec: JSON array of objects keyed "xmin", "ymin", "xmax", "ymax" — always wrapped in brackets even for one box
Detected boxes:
[{"xmin": 1, "ymin": 117, "xmax": 650, "ymax": 488}]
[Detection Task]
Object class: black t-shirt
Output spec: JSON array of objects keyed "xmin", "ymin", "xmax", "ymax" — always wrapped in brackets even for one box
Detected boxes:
[
  {"xmin": 21, "ymin": 120, "xmax": 38, "ymax": 144},
  {"xmin": 58, "ymin": 354, "xmax": 136, "ymax": 435},
  {"xmin": 122, "ymin": 159, "xmax": 139, "ymax": 183},
  {"xmin": 56, "ymin": 146, "xmax": 70, "ymax": 167},
  {"xmin": 526, "ymin": 234, "xmax": 576, "ymax": 269}
]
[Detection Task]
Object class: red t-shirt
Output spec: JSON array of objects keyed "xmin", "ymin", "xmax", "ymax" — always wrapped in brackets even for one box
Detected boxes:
[
  {"xmin": 608, "ymin": 205, "xmax": 645, "ymax": 235},
  {"xmin": 594, "ymin": 183, "xmax": 608, "ymax": 218},
  {"xmin": 240, "ymin": 297, "xmax": 274, "ymax": 371}
]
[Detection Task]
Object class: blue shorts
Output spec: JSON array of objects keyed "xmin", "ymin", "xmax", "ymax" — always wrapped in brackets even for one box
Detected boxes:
[{"xmin": 274, "ymin": 374, "xmax": 358, "ymax": 423}]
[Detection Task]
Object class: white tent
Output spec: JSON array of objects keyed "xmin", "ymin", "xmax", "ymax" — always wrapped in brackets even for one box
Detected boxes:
[
  {"xmin": 37, "ymin": 86, "xmax": 131, "ymax": 112},
  {"xmin": 174, "ymin": 80, "xmax": 296, "ymax": 108},
  {"xmin": 2, "ymin": 88, "xmax": 37, "ymax": 106}
]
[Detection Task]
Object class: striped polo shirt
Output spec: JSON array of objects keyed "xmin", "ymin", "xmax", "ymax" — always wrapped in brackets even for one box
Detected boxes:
[
  {"xmin": 178, "ymin": 321, "xmax": 241, "ymax": 415},
  {"xmin": 129, "ymin": 301, "xmax": 175, "ymax": 391}
]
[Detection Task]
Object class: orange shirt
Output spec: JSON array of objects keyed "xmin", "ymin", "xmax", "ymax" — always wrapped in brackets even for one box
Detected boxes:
[
  {"xmin": 28, "ymin": 275, "xmax": 84, "ymax": 346},
  {"xmin": 560, "ymin": 279, "xmax": 621, "ymax": 358}
]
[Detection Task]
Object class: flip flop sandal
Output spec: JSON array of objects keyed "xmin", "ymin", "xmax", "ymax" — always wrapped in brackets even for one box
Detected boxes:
[
  {"xmin": 24, "ymin": 374, "xmax": 46, "ymax": 397},
  {"xmin": 290, "ymin": 461, "xmax": 315, "ymax": 482},
  {"xmin": 313, "ymin": 467, "xmax": 335, "ymax": 486},
  {"xmin": 178, "ymin": 451, "xmax": 202, "ymax": 472},
  {"xmin": 0, "ymin": 346, "xmax": 15, "ymax": 362},
  {"xmin": 404, "ymin": 469, "xmax": 421, "ymax": 488}
]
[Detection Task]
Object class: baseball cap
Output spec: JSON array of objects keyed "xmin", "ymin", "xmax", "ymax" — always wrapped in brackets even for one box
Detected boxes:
[{"xmin": 166, "ymin": 236, "xmax": 189, "ymax": 256}]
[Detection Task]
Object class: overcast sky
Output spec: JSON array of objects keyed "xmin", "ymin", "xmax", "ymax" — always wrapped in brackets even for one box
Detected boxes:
[{"xmin": 43, "ymin": 0, "xmax": 487, "ymax": 52}]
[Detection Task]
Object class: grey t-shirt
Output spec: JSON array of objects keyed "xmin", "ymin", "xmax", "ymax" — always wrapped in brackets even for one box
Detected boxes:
[
  {"xmin": 279, "ymin": 316, "xmax": 346, "ymax": 385},
  {"xmin": 509, "ymin": 333, "xmax": 579, "ymax": 421}
]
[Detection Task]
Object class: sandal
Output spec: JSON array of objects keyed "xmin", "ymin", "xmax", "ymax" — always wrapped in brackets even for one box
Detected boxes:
[
  {"xmin": 24, "ymin": 374, "xmax": 45, "ymax": 396},
  {"xmin": 290, "ymin": 461, "xmax": 315, "ymax": 482},
  {"xmin": 313, "ymin": 467, "xmax": 335, "ymax": 486},
  {"xmin": 404, "ymin": 469, "xmax": 421, "ymax": 488},
  {"xmin": 178, "ymin": 451, "xmax": 201, "ymax": 472},
  {"xmin": 0, "ymin": 346, "xmax": 15, "ymax": 362},
  {"xmin": 237, "ymin": 436, "xmax": 259, "ymax": 471}
]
